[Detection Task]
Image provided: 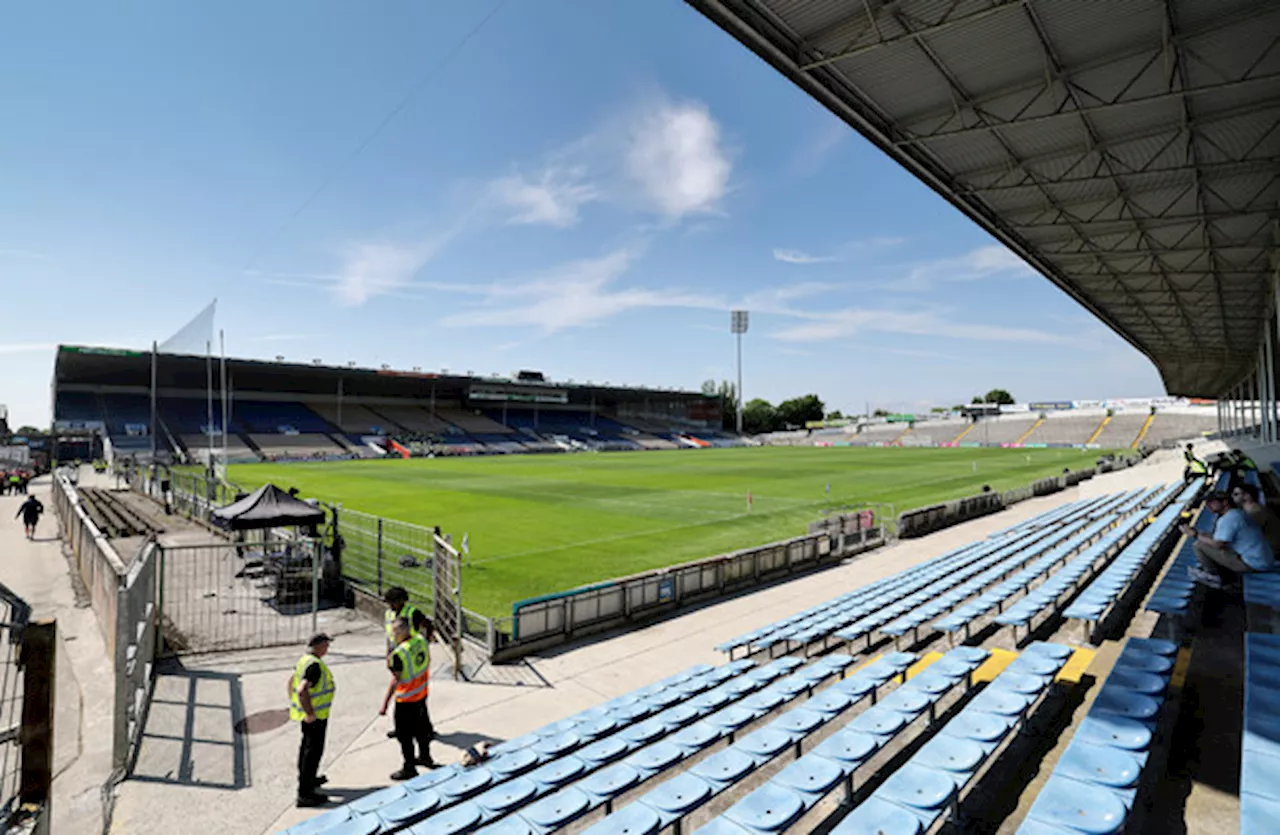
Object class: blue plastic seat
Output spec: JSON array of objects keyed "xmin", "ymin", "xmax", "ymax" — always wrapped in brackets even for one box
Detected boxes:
[
  {"xmin": 877, "ymin": 763, "xmax": 956, "ymax": 811},
  {"xmin": 690, "ymin": 748, "xmax": 756, "ymax": 788},
  {"xmin": 473, "ymin": 776, "xmax": 538, "ymax": 815},
  {"xmin": 968, "ymin": 687, "xmax": 1032, "ymax": 716},
  {"xmin": 579, "ymin": 802, "xmax": 660, "ymax": 835},
  {"xmin": 993, "ymin": 671, "xmax": 1048, "ymax": 695},
  {"xmin": 376, "ymin": 789, "xmax": 442, "ymax": 826},
  {"xmin": 1105, "ymin": 669, "xmax": 1167, "ymax": 696},
  {"xmin": 847, "ymin": 708, "xmax": 907, "ymax": 738},
  {"xmin": 1026, "ymin": 776, "xmax": 1127, "ymax": 834},
  {"xmin": 627, "ymin": 740, "xmax": 684, "ymax": 775},
  {"xmin": 1115, "ymin": 649, "xmax": 1172, "ymax": 674},
  {"xmin": 739, "ymin": 691, "xmax": 786, "ymax": 713},
  {"xmin": 533, "ymin": 731, "xmax": 581, "ymax": 757},
  {"xmin": 707, "ymin": 706, "xmax": 757, "ymax": 730},
  {"xmin": 691, "ymin": 690, "xmax": 732, "ymax": 711},
  {"xmin": 878, "ymin": 688, "xmax": 931, "ymax": 717},
  {"xmin": 641, "ymin": 772, "xmax": 712, "ymax": 818},
  {"xmin": 412, "ymin": 801, "xmax": 482, "ymax": 835},
  {"xmin": 913, "ymin": 735, "xmax": 985, "ymax": 774},
  {"xmin": 944, "ymin": 711, "xmax": 1014, "ymax": 742},
  {"xmin": 527, "ymin": 756, "xmax": 587, "ymax": 789},
  {"xmin": 1074, "ymin": 715, "xmax": 1153, "ymax": 751},
  {"xmin": 806, "ymin": 739, "xmax": 878, "ymax": 782},
  {"xmin": 772, "ymin": 755, "xmax": 844, "ymax": 798},
  {"xmin": 660, "ymin": 703, "xmax": 701, "ymax": 727},
  {"xmin": 1056, "ymin": 744, "xmax": 1143, "ymax": 788},
  {"xmin": 1241, "ymin": 790, "xmax": 1280, "ymax": 834},
  {"xmin": 622, "ymin": 719, "xmax": 670, "ymax": 746},
  {"xmin": 736, "ymin": 727, "xmax": 796, "ymax": 760},
  {"xmin": 808, "ymin": 689, "xmax": 853, "ymax": 715},
  {"xmin": 1092, "ymin": 687, "xmax": 1160, "ymax": 721},
  {"xmin": 1241, "ymin": 750, "xmax": 1280, "ymax": 800},
  {"xmin": 723, "ymin": 783, "xmax": 805, "ymax": 832},
  {"xmin": 581, "ymin": 762, "xmax": 641, "ymax": 800},
  {"xmin": 908, "ymin": 670, "xmax": 956, "ymax": 695},
  {"xmin": 579, "ymin": 736, "xmax": 631, "ymax": 766},
  {"xmin": 349, "ymin": 786, "xmax": 407, "ymax": 815},
  {"xmin": 773, "ymin": 708, "xmax": 825, "ymax": 735},
  {"xmin": 829, "ymin": 795, "xmax": 922, "ymax": 834},
  {"xmin": 473, "ymin": 816, "xmax": 536, "ymax": 834},
  {"xmin": 520, "ymin": 787, "xmax": 592, "ymax": 829},
  {"xmin": 670, "ymin": 722, "xmax": 720, "ymax": 752},
  {"xmin": 287, "ymin": 807, "xmax": 351, "ymax": 835},
  {"xmin": 487, "ymin": 747, "xmax": 540, "ymax": 779}
]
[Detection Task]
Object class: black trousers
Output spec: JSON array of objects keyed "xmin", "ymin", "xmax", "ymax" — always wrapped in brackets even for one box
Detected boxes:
[
  {"xmin": 297, "ymin": 718, "xmax": 327, "ymax": 796},
  {"xmin": 394, "ymin": 699, "xmax": 434, "ymax": 767}
]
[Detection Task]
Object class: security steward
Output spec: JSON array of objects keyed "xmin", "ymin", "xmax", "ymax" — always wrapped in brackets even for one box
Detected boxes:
[
  {"xmin": 380, "ymin": 617, "xmax": 438, "ymax": 779},
  {"xmin": 290, "ymin": 633, "xmax": 335, "ymax": 807},
  {"xmin": 1183, "ymin": 443, "xmax": 1208, "ymax": 483},
  {"xmin": 383, "ymin": 586, "xmax": 430, "ymax": 650}
]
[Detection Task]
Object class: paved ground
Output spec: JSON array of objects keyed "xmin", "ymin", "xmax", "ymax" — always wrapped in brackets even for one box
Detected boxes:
[
  {"xmin": 1, "ymin": 473, "xmax": 115, "ymax": 835},
  {"xmin": 4, "ymin": 450, "xmax": 1209, "ymax": 834}
]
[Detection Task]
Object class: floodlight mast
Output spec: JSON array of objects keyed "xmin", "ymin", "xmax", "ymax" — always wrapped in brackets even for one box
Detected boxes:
[{"xmin": 731, "ymin": 310, "xmax": 749, "ymax": 436}]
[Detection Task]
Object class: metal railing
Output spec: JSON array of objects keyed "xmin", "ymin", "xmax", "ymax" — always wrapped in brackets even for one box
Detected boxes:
[
  {"xmin": 331, "ymin": 506, "xmax": 436, "ymax": 615},
  {"xmin": 1, "ymin": 582, "xmax": 52, "ymax": 835}
]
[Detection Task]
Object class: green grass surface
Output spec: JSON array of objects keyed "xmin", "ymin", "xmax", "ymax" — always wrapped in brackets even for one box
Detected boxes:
[{"xmin": 229, "ymin": 446, "xmax": 1110, "ymax": 617}]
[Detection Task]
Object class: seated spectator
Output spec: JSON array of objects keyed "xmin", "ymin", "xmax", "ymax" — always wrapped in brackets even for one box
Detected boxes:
[
  {"xmin": 1181, "ymin": 490, "xmax": 1277, "ymax": 588},
  {"xmin": 1232, "ymin": 483, "xmax": 1280, "ymax": 555}
]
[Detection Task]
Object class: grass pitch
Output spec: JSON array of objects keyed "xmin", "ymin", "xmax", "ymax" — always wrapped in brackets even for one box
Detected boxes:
[{"xmin": 229, "ymin": 446, "xmax": 1110, "ymax": 617}]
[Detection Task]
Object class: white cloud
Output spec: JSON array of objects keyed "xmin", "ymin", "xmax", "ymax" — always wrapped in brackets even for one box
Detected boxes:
[
  {"xmin": 895, "ymin": 244, "xmax": 1033, "ymax": 290},
  {"xmin": 770, "ymin": 307, "xmax": 1070, "ymax": 345},
  {"xmin": 773, "ymin": 249, "xmax": 840, "ymax": 265},
  {"xmin": 489, "ymin": 166, "xmax": 598, "ymax": 228},
  {"xmin": 329, "ymin": 239, "xmax": 443, "ymax": 306},
  {"xmin": 624, "ymin": 96, "xmax": 731, "ymax": 219},
  {"xmin": 0, "ymin": 342, "xmax": 55, "ymax": 355},
  {"xmin": 440, "ymin": 247, "xmax": 721, "ymax": 333}
]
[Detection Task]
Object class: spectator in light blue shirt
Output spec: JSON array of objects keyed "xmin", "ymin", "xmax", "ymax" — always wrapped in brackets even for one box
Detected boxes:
[{"xmin": 1181, "ymin": 491, "xmax": 1277, "ymax": 587}]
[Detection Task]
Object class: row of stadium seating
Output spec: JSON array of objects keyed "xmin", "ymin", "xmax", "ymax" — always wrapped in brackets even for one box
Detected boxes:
[
  {"xmin": 54, "ymin": 392, "xmax": 736, "ymax": 463},
  {"xmin": 772, "ymin": 410, "xmax": 1215, "ymax": 449}
]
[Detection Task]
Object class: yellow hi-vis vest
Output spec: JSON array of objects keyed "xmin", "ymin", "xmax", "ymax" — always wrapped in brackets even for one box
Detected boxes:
[
  {"xmin": 385, "ymin": 603, "xmax": 422, "ymax": 643},
  {"xmin": 392, "ymin": 634, "xmax": 431, "ymax": 703},
  {"xmin": 290, "ymin": 654, "xmax": 335, "ymax": 721},
  {"xmin": 1184, "ymin": 449, "xmax": 1207, "ymax": 474}
]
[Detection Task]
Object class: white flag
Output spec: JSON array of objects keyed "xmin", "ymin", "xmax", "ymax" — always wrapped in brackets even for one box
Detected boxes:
[{"xmin": 461, "ymin": 532, "xmax": 470, "ymax": 555}]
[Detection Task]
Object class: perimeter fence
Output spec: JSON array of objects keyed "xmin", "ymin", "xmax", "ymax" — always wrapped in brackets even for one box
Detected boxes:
[{"xmin": 0, "ymin": 582, "xmax": 52, "ymax": 835}]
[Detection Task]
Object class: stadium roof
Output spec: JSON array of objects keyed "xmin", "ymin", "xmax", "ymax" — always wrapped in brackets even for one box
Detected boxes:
[{"xmin": 687, "ymin": 0, "xmax": 1280, "ymax": 396}]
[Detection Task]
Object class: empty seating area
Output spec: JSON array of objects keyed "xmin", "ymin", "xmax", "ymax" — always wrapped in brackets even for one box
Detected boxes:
[
  {"xmin": 1027, "ymin": 413, "xmax": 1103, "ymax": 445},
  {"xmin": 1241, "ymin": 634, "xmax": 1280, "ymax": 832},
  {"xmin": 964, "ymin": 415, "xmax": 1038, "ymax": 445},
  {"xmin": 854, "ymin": 423, "xmax": 905, "ymax": 445},
  {"xmin": 1090, "ymin": 413, "xmax": 1150, "ymax": 448},
  {"xmin": 251, "ymin": 434, "xmax": 346, "ymax": 459},
  {"xmin": 901, "ymin": 420, "xmax": 966, "ymax": 445},
  {"xmin": 1141, "ymin": 411, "xmax": 1218, "ymax": 447},
  {"xmin": 308, "ymin": 402, "xmax": 402, "ymax": 435},
  {"xmin": 439, "ymin": 408, "xmax": 516, "ymax": 435}
]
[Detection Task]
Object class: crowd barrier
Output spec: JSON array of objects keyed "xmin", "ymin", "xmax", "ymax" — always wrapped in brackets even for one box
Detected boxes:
[
  {"xmin": 52, "ymin": 475, "xmax": 158, "ymax": 774},
  {"xmin": 489, "ymin": 517, "xmax": 887, "ymax": 661},
  {"xmin": 896, "ymin": 469, "xmax": 1097, "ymax": 539}
]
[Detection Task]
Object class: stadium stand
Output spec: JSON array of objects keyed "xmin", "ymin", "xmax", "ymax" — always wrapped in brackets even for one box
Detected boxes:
[
  {"xmin": 900, "ymin": 419, "xmax": 967, "ymax": 446},
  {"xmin": 1016, "ymin": 637, "xmax": 1178, "ymax": 834},
  {"xmin": 1090, "ymin": 413, "xmax": 1151, "ymax": 449},
  {"xmin": 854, "ymin": 423, "xmax": 904, "ymax": 445},
  {"xmin": 1027, "ymin": 413, "xmax": 1104, "ymax": 446},
  {"xmin": 309, "ymin": 402, "xmax": 404, "ymax": 436},
  {"xmin": 1142, "ymin": 411, "xmax": 1218, "ymax": 447},
  {"xmin": 369, "ymin": 405, "xmax": 459, "ymax": 436},
  {"xmin": 963, "ymin": 414, "xmax": 1038, "ymax": 446},
  {"xmin": 440, "ymin": 408, "xmax": 516, "ymax": 436}
]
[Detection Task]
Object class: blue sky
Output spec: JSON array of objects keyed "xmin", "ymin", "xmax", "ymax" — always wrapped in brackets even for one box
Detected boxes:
[{"xmin": 0, "ymin": 0, "xmax": 1163, "ymax": 429}]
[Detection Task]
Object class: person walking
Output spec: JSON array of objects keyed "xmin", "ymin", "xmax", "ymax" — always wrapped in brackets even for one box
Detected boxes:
[
  {"xmin": 380, "ymin": 617, "xmax": 437, "ymax": 779},
  {"xmin": 15, "ymin": 495, "xmax": 44, "ymax": 540},
  {"xmin": 290, "ymin": 634, "xmax": 336, "ymax": 808}
]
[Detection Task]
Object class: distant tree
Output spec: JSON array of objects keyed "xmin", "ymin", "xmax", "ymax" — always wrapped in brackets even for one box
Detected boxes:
[
  {"xmin": 717, "ymin": 380, "xmax": 738, "ymax": 431},
  {"xmin": 776, "ymin": 394, "xmax": 824, "ymax": 428},
  {"xmin": 930, "ymin": 407, "xmax": 945, "ymax": 413},
  {"xmin": 742, "ymin": 399, "xmax": 780, "ymax": 434},
  {"xmin": 14, "ymin": 426, "xmax": 42, "ymax": 435},
  {"xmin": 825, "ymin": 409, "xmax": 844, "ymax": 420},
  {"xmin": 951, "ymin": 404, "xmax": 965, "ymax": 411},
  {"xmin": 701, "ymin": 379, "xmax": 717, "ymax": 397},
  {"xmin": 972, "ymin": 389, "xmax": 1015, "ymax": 405},
  {"xmin": 872, "ymin": 408, "xmax": 890, "ymax": 418}
]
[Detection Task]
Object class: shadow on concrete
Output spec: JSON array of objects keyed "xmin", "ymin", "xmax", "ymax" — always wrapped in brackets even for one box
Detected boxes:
[
  {"xmin": 435, "ymin": 730, "xmax": 504, "ymax": 751},
  {"xmin": 128, "ymin": 658, "xmax": 250, "ymax": 789}
]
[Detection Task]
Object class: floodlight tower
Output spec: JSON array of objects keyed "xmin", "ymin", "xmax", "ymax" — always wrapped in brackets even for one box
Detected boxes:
[{"xmin": 731, "ymin": 310, "xmax": 749, "ymax": 435}]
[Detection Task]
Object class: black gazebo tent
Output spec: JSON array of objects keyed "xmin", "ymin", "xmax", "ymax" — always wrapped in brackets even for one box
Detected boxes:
[{"xmin": 212, "ymin": 483, "xmax": 325, "ymax": 531}]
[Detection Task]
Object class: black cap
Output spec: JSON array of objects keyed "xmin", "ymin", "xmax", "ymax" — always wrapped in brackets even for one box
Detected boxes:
[
  {"xmin": 383, "ymin": 586, "xmax": 408, "ymax": 604},
  {"xmin": 308, "ymin": 633, "xmax": 333, "ymax": 647},
  {"xmin": 1205, "ymin": 490, "xmax": 1229, "ymax": 502}
]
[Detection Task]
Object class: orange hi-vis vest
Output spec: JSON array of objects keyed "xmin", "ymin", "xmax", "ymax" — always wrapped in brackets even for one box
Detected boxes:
[{"xmin": 393, "ymin": 634, "xmax": 430, "ymax": 703}]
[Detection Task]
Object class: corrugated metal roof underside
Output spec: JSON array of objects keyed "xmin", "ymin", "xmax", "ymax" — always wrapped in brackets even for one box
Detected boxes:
[{"xmin": 687, "ymin": 0, "xmax": 1280, "ymax": 396}]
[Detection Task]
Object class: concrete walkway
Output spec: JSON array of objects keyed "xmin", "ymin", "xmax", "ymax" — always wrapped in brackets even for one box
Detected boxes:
[
  {"xmin": 1, "ymin": 474, "xmax": 116, "ymax": 835},
  {"xmin": 98, "ymin": 454, "xmax": 1183, "ymax": 834}
]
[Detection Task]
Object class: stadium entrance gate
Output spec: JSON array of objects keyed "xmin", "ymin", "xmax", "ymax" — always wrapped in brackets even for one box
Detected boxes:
[{"xmin": 153, "ymin": 537, "xmax": 321, "ymax": 656}]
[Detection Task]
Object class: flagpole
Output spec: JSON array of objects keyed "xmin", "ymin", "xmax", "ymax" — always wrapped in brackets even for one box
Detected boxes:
[
  {"xmin": 150, "ymin": 341, "xmax": 158, "ymax": 464},
  {"xmin": 220, "ymin": 329, "xmax": 228, "ymax": 469},
  {"xmin": 206, "ymin": 338, "xmax": 214, "ymax": 474}
]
